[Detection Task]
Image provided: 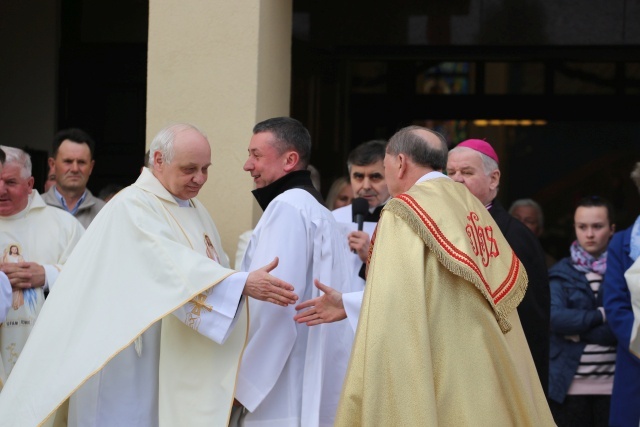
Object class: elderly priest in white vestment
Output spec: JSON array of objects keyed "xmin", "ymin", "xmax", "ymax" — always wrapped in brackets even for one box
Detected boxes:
[
  {"xmin": 0, "ymin": 147, "xmax": 13, "ymax": 324},
  {"xmin": 0, "ymin": 123, "xmax": 298, "ymax": 427},
  {"xmin": 0, "ymin": 145, "xmax": 85, "ymax": 394}
]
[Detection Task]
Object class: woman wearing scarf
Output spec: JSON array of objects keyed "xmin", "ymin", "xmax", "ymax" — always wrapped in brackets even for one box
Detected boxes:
[
  {"xmin": 548, "ymin": 195, "xmax": 617, "ymax": 427},
  {"xmin": 603, "ymin": 162, "xmax": 640, "ymax": 427}
]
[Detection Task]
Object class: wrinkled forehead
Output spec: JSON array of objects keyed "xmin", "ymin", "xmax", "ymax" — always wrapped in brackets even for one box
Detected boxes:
[
  {"xmin": 173, "ymin": 129, "xmax": 212, "ymax": 163},
  {"xmin": 447, "ymin": 149, "xmax": 484, "ymax": 169},
  {"xmin": 57, "ymin": 139, "xmax": 92, "ymax": 158},
  {"xmin": 1, "ymin": 162, "xmax": 28, "ymax": 180},
  {"xmin": 350, "ymin": 160, "xmax": 385, "ymax": 175},
  {"xmin": 513, "ymin": 205, "xmax": 537, "ymax": 217},
  {"xmin": 248, "ymin": 131, "xmax": 281, "ymax": 154}
]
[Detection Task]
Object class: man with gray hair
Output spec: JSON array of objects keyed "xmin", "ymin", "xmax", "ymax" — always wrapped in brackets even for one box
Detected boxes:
[
  {"xmin": 509, "ymin": 198, "xmax": 557, "ymax": 268},
  {"xmin": 0, "ymin": 145, "xmax": 85, "ymax": 391},
  {"xmin": 297, "ymin": 125, "xmax": 553, "ymax": 425},
  {"xmin": 447, "ymin": 139, "xmax": 551, "ymax": 395},
  {"xmin": 509, "ymin": 198, "xmax": 545, "ymax": 236},
  {"xmin": 0, "ymin": 123, "xmax": 298, "ymax": 427}
]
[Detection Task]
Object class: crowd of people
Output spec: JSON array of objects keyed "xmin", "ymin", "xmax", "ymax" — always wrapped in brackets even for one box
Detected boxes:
[{"xmin": 0, "ymin": 120, "xmax": 639, "ymax": 427}]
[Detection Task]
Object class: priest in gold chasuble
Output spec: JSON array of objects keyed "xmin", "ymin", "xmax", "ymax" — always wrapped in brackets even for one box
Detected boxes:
[{"xmin": 334, "ymin": 126, "xmax": 555, "ymax": 427}]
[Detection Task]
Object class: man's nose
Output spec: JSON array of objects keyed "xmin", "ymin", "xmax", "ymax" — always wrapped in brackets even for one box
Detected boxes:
[
  {"xmin": 193, "ymin": 171, "xmax": 206, "ymax": 185},
  {"xmin": 243, "ymin": 159, "xmax": 253, "ymax": 171},
  {"xmin": 449, "ymin": 172, "xmax": 463, "ymax": 183}
]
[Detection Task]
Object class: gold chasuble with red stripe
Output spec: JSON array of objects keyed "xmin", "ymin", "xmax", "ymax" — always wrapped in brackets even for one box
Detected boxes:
[{"xmin": 336, "ymin": 177, "xmax": 555, "ymax": 427}]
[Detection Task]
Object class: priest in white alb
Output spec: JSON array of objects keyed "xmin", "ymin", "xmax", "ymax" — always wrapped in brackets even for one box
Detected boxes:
[
  {"xmin": 0, "ymin": 145, "xmax": 85, "ymax": 393},
  {"xmin": 233, "ymin": 117, "xmax": 354, "ymax": 427}
]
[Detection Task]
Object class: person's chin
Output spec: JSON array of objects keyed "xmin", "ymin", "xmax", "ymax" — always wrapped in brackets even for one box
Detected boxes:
[
  {"xmin": 0, "ymin": 206, "xmax": 16, "ymax": 216},
  {"xmin": 63, "ymin": 182, "xmax": 85, "ymax": 191}
]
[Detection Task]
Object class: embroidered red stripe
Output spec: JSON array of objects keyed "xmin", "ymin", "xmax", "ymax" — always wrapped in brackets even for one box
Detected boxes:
[{"xmin": 397, "ymin": 194, "xmax": 519, "ymax": 304}]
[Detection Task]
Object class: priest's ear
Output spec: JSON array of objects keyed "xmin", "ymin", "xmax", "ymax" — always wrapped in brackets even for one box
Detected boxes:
[
  {"xmin": 283, "ymin": 150, "xmax": 300, "ymax": 173},
  {"xmin": 397, "ymin": 153, "xmax": 409, "ymax": 178},
  {"xmin": 488, "ymin": 168, "xmax": 501, "ymax": 191},
  {"xmin": 153, "ymin": 151, "xmax": 164, "ymax": 169},
  {"xmin": 389, "ymin": 153, "xmax": 408, "ymax": 180}
]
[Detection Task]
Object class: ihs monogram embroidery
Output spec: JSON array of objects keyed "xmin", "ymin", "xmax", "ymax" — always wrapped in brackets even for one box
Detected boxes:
[{"xmin": 465, "ymin": 211, "xmax": 499, "ymax": 266}]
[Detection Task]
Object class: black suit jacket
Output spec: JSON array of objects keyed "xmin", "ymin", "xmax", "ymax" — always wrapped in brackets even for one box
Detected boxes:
[{"xmin": 490, "ymin": 199, "xmax": 551, "ymax": 395}]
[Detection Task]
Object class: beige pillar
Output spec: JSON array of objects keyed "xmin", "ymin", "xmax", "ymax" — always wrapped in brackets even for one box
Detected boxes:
[{"xmin": 147, "ymin": 0, "xmax": 292, "ymax": 266}]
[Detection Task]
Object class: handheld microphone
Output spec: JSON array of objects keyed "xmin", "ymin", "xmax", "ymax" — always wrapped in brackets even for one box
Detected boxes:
[
  {"xmin": 352, "ymin": 197, "xmax": 369, "ymax": 231},
  {"xmin": 351, "ymin": 198, "xmax": 369, "ymax": 253}
]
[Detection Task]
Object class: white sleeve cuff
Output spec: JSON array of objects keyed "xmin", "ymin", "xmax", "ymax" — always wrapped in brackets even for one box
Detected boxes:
[
  {"xmin": 343, "ymin": 291, "xmax": 364, "ymax": 332},
  {"xmin": 43, "ymin": 264, "xmax": 61, "ymax": 291},
  {"xmin": 172, "ymin": 271, "xmax": 248, "ymax": 344}
]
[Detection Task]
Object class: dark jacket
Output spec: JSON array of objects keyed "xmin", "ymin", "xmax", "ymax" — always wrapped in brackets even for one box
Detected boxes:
[
  {"xmin": 41, "ymin": 186, "xmax": 105, "ymax": 229},
  {"xmin": 548, "ymin": 257, "xmax": 616, "ymax": 403},
  {"xmin": 603, "ymin": 225, "xmax": 640, "ymax": 427},
  {"xmin": 490, "ymin": 199, "xmax": 551, "ymax": 395}
]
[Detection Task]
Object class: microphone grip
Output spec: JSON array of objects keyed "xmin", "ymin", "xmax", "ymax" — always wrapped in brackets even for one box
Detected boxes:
[{"xmin": 353, "ymin": 214, "xmax": 365, "ymax": 254}]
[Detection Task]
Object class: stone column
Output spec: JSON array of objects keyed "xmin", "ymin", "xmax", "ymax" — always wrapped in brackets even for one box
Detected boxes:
[{"xmin": 147, "ymin": 0, "xmax": 292, "ymax": 265}]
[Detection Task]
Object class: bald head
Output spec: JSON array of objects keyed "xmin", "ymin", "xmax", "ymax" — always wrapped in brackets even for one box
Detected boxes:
[
  {"xmin": 383, "ymin": 126, "xmax": 448, "ymax": 196},
  {"xmin": 150, "ymin": 123, "xmax": 211, "ymax": 200}
]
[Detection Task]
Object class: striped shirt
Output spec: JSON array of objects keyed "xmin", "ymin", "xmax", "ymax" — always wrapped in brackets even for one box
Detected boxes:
[{"xmin": 567, "ymin": 272, "xmax": 616, "ymax": 395}]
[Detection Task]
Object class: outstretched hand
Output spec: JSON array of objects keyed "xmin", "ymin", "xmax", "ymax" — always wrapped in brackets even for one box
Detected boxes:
[
  {"xmin": 294, "ymin": 279, "xmax": 346, "ymax": 326},
  {"xmin": 244, "ymin": 257, "xmax": 298, "ymax": 306}
]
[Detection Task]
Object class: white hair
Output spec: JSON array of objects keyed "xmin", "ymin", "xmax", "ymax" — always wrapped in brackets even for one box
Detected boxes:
[
  {"xmin": 509, "ymin": 198, "xmax": 544, "ymax": 228},
  {"xmin": 0, "ymin": 145, "xmax": 32, "ymax": 178},
  {"xmin": 449, "ymin": 146, "xmax": 498, "ymax": 176},
  {"xmin": 148, "ymin": 123, "xmax": 207, "ymax": 169}
]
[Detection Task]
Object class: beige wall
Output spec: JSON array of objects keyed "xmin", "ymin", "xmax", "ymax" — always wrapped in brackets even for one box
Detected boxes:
[{"xmin": 147, "ymin": 0, "xmax": 292, "ymax": 266}]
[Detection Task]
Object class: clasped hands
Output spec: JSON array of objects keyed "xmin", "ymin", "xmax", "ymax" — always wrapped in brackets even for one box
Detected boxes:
[{"xmin": 0, "ymin": 262, "xmax": 46, "ymax": 289}]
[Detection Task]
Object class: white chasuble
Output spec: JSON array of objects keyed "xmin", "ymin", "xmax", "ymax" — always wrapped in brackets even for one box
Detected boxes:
[
  {"xmin": 0, "ymin": 169, "xmax": 247, "ymax": 427},
  {"xmin": 0, "ymin": 191, "xmax": 84, "ymax": 389}
]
